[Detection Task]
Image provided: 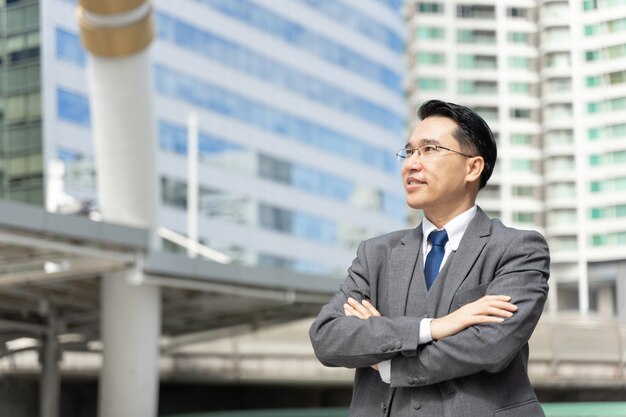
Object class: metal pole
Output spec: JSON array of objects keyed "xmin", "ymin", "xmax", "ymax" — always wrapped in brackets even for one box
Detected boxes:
[
  {"xmin": 187, "ymin": 112, "xmax": 199, "ymax": 259},
  {"xmin": 40, "ymin": 308, "xmax": 60, "ymax": 417}
]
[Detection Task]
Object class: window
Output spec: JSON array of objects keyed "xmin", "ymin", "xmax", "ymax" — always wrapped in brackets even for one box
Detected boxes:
[
  {"xmin": 458, "ymin": 54, "xmax": 497, "ymax": 69},
  {"xmin": 57, "ymin": 89, "xmax": 90, "ymax": 126},
  {"xmin": 511, "ymin": 159, "xmax": 534, "ymax": 172},
  {"xmin": 513, "ymin": 212, "xmax": 535, "ymax": 223},
  {"xmin": 418, "ymin": 78, "xmax": 446, "ymax": 90},
  {"xmin": 547, "ymin": 156, "xmax": 575, "ymax": 172},
  {"xmin": 548, "ymin": 182, "xmax": 576, "ymax": 198},
  {"xmin": 589, "ymin": 154, "xmax": 603, "ymax": 166},
  {"xmin": 416, "ymin": 26, "xmax": 445, "ymax": 40},
  {"xmin": 591, "ymin": 234, "xmax": 607, "ymax": 246},
  {"xmin": 513, "ymin": 186, "xmax": 534, "ymax": 197},
  {"xmin": 509, "ymin": 56, "xmax": 532, "ymax": 69},
  {"xmin": 545, "ymin": 130, "xmax": 573, "ymax": 146},
  {"xmin": 509, "ymin": 82, "xmax": 531, "ymax": 94},
  {"xmin": 5, "ymin": 64, "xmax": 40, "ymax": 93},
  {"xmin": 259, "ymin": 204, "xmax": 337, "ymax": 244},
  {"xmin": 548, "ymin": 209, "xmax": 577, "ymax": 225},
  {"xmin": 544, "ymin": 78, "xmax": 571, "ymax": 93},
  {"xmin": 473, "ymin": 106, "xmax": 498, "ymax": 121},
  {"xmin": 609, "ymin": 70, "xmax": 626, "ymax": 85},
  {"xmin": 417, "ymin": 2, "xmax": 443, "ymax": 13},
  {"xmin": 458, "ymin": 80, "xmax": 497, "ymax": 94},
  {"xmin": 545, "ymin": 52, "xmax": 571, "ymax": 68},
  {"xmin": 590, "ymin": 181, "xmax": 602, "ymax": 192},
  {"xmin": 590, "ymin": 207, "xmax": 606, "ymax": 219},
  {"xmin": 508, "ymin": 7, "xmax": 529, "ymax": 19},
  {"xmin": 508, "ymin": 32, "xmax": 529, "ymax": 44},
  {"xmin": 416, "ymin": 52, "xmax": 445, "ymax": 65},
  {"xmin": 586, "ymin": 75, "xmax": 601, "ymax": 87},
  {"xmin": 56, "ymin": 28, "xmax": 86, "ymax": 66},
  {"xmin": 510, "ymin": 108, "xmax": 531, "ymax": 119},
  {"xmin": 457, "ymin": 4, "xmax": 495, "ymax": 19},
  {"xmin": 6, "ymin": 92, "xmax": 41, "ymax": 123},
  {"xmin": 457, "ymin": 29, "xmax": 496, "ymax": 44},
  {"xmin": 511, "ymin": 134, "xmax": 532, "ymax": 145}
]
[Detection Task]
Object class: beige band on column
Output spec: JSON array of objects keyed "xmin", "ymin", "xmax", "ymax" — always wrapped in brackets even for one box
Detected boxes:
[
  {"xmin": 77, "ymin": 1, "xmax": 154, "ymax": 57},
  {"xmin": 80, "ymin": 0, "xmax": 146, "ymax": 15}
]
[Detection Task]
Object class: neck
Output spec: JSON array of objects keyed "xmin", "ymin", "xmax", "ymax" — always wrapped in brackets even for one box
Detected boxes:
[{"xmin": 424, "ymin": 198, "xmax": 475, "ymax": 229}]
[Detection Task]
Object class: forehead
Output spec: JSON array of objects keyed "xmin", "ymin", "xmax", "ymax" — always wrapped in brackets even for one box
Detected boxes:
[{"xmin": 408, "ymin": 116, "xmax": 458, "ymax": 146}]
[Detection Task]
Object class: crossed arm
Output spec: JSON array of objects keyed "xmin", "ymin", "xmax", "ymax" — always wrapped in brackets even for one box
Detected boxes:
[{"xmin": 344, "ymin": 295, "xmax": 517, "ymax": 372}]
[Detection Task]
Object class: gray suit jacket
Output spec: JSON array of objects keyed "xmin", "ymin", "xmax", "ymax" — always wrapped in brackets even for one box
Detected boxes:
[{"xmin": 310, "ymin": 208, "xmax": 550, "ymax": 417}]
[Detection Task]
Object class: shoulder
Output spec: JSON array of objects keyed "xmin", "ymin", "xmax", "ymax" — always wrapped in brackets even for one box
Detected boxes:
[
  {"xmin": 486, "ymin": 217, "xmax": 549, "ymax": 256},
  {"xmin": 363, "ymin": 228, "xmax": 416, "ymax": 247}
]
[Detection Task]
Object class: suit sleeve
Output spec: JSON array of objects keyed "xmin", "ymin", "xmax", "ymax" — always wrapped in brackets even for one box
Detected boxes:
[
  {"xmin": 389, "ymin": 230, "xmax": 550, "ymax": 387},
  {"xmin": 309, "ymin": 239, "xmax": 422, "ymax": 368}
]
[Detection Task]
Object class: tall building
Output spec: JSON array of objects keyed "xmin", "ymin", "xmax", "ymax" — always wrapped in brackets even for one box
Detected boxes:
[
  {"xmin": 0, "ymin": 0, "xmax": 408, "ymax": 277},
  {"xmin": 406, "ymin": 0, "xmax": 626, "ymax": 320}
]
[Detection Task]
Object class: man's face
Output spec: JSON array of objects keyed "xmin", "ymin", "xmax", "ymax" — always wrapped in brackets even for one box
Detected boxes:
[{"xmin": 402, "ymin": 116, "xmax": 474, "ymax": 213}]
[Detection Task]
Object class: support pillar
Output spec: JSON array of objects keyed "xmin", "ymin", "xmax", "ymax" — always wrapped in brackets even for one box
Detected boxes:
[
  {"xmin": 77, "ymin": 1, "xmax": 160, "ymax": 417},
  {"xmin": 99, "ymin": 272, "xmax": 160, "ymax": 417},
  {"xmin": 40, "ymin": 309, "xmax": 60, "ymax": 417}
]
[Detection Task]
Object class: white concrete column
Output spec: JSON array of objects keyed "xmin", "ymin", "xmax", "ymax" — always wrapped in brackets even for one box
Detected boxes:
[
  {"xmin": 77, "ymin": 2, "xmax": 160, "ymax": 417},
  {"xmin": 100, "ymin": 272, "xmax": 161, "ymax": 417}
]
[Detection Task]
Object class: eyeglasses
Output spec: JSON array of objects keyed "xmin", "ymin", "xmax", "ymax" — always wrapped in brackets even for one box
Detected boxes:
[{"xmin": 396, "ymin": 144, "xmax": 475, "ymax": 163}]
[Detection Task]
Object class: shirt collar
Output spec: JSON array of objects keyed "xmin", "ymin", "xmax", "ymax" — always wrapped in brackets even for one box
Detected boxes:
[{"xmin": 422, "ymin": 205, "xmax": 477, "ymax": 251}]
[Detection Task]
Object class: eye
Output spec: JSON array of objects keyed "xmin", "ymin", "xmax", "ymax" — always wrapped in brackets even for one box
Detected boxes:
[
  {"xmin": 421, "ymin": 145, "xmax": 438, "ymax": 154},
  {"xmin": 405, "ymin": 148, "xmax": 415, "ymax": 157}
]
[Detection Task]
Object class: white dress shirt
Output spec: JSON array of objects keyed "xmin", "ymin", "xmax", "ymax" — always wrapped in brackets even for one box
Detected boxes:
[{"xmin": 378, "ymin": 205, "xmax": 478, "ymax": 383}]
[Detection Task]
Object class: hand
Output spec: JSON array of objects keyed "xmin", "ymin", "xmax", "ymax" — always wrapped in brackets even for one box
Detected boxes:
[
  {"xmin": 343, "ymin": 297, "xmax": 381, "ymax": 319},
  {"xmin": 430, "ymin": 295, "xmax": 517, "ymax": 341}
]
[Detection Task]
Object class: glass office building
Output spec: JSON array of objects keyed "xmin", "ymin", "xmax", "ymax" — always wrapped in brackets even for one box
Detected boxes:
[
  {"xmin": 0, "ymin": 0, "xmax": 408, "ymax": 277},
  {"xmin": 407, "ymin": 0, "xmax": 626, "ymax": 319}
]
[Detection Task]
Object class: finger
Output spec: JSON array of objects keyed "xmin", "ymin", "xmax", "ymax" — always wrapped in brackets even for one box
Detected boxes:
[
  {"xmin": 362, "ymin": 300, "xmax": 381, "ymax": 317},
  {"xmin": 347, "ymin": 298, "xmax": 373, "ymax": 318},
  {"xmin": 485, "ymin": 306, "xmax": 514, "ymax": 318},
  {"xmin": 343, "ymin": 303, "xmax": 360, "ymax": 318},
  {"xmin": 481, "ymin": 295, "xmax": 512, "ymax": 302},
  {"xmin": 490, "ymin": 301, "xmax": 518, "ymax": 311},
  {"xmin": 475, "ymin": 315, "xmax": 506, "ymax": 324}
]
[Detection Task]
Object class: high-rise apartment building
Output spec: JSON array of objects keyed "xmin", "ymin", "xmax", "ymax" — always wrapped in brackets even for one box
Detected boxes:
[
  {"xmin": 407, "ymin": 0, "xmax": 626, "ymax": 320},
  {"xmin": 0, "ymin": 0, "xmax": 408, "ymax": 277}
]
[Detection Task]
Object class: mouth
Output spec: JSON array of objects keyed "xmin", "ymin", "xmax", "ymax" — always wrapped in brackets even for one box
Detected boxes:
[{"xmin": 406, "ymin": 178, "xmax": 426, "ymax": 186}]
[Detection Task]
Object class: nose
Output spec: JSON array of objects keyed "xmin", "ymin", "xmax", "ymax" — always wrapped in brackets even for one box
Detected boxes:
[{"xmin": 403, "ymin": 151, "xmax": 423, "ymax": 171}]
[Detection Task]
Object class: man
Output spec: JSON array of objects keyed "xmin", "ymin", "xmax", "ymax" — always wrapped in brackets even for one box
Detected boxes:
[{"xmin": 309, "ymin": 100, "xmax": 549, "ymax": 417}]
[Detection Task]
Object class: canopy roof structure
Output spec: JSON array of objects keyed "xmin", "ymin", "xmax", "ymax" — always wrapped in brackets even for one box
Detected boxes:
[{"xmin": 0, "ymin": 199, "xmax": 339, "ymax": 358}]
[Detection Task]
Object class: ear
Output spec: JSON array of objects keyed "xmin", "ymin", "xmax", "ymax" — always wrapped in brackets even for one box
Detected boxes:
[{"xmin": 466, "ymin": 156, "xmax": 484, "ymax": 185}]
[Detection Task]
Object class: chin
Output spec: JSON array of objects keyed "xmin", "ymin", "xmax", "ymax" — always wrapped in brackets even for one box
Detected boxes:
[{"xmin": 406, "ymin": 198, "xmax": 427, "ymax": 210}]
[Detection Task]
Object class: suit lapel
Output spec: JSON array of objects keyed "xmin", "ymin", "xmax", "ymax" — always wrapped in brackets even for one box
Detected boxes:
[
  {"xmin": 388, "ymin": 226, "xmax": 422, "ymax": 317},
  {"xmin": 437, "ymin": 208, "xmax": 492, "ymax": 316}
]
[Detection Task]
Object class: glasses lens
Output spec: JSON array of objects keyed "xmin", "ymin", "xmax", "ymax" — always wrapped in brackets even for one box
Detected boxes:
[{"xmin": 396, "ymin": 149, "xmax": 407, "ymax": 159}]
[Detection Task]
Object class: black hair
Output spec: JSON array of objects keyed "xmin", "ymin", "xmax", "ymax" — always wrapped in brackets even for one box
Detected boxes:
[{"xmin": 417, "ymin": 100, "xmax": 497, "ymax": 189}]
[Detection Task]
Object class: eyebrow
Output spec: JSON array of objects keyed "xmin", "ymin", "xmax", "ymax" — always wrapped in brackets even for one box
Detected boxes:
[{"xmin": 405, "ymin": 138, "xmax": 439, "ymax": 149}]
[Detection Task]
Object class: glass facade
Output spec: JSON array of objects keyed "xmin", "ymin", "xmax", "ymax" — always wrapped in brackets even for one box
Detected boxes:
[
  {"xmin": 39, "ymin": 0, "xmax": 408, "ymax": 277},
  {"xmin": 0, "ymin": 0, "xmax": 43, "ymax": 205}
]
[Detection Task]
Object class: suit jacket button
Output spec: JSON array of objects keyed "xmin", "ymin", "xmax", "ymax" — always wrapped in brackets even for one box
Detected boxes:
[
  {"xmin": 381, "ymin": 345, "xmax": 388, "ymax": 352},
  {"xmin": 412, "ymin": 401, "xmax": 422, "ymax": 410},
  {"xmin": 395, "ymin": 341, "xmax": 402, "ymax": 349},
  {"xmin": 407, "ymin": 378, "xmax": 415, "ymax": 385}
]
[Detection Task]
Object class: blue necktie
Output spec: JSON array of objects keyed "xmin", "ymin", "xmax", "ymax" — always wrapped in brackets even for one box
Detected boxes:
[{"xmin": 425, "ymin": 229, "xmax": 448, "ymax": 290}]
